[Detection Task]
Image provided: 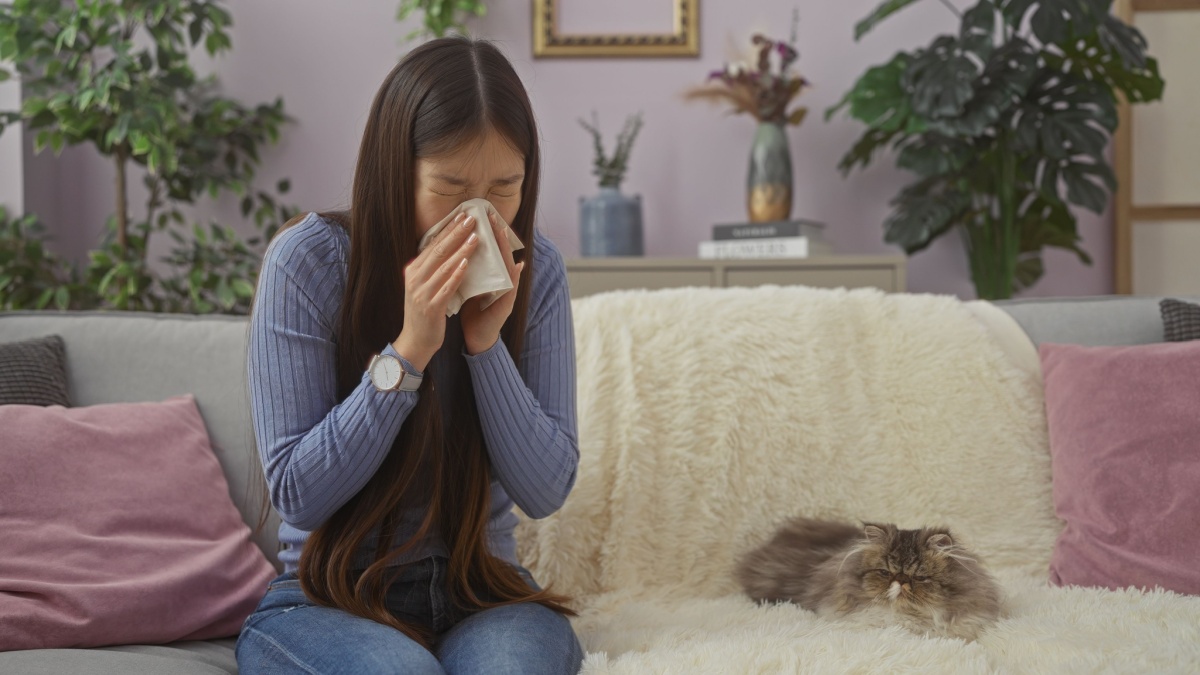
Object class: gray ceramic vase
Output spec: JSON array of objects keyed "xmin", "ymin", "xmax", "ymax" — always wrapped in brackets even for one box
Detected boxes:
[
  {"xmin": 747, "ymin": 122, "xmax": 793, "ymax": 223},
  {"xmin": 579, "ymin": 187, "xmax": 644, "ymax": 257}
]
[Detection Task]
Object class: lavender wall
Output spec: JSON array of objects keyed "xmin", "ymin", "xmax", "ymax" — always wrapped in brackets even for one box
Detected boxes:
[{"xmin": 27, "ymin": 0, "xmax": 1113, "ymax": 298}]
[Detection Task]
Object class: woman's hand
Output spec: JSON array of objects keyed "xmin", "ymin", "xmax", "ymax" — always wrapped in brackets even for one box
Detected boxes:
[
  {"xmin": 461, "ymin": 210, "xmax": 524, "ymax": 356},
  {"xmin": 392, "ymin": 211, "xmax": 479, "ymax": 371}
]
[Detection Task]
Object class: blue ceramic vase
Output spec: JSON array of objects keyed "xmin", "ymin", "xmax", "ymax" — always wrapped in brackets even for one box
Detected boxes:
[{"xmin": 579, "ymin": 187, "xmax": 644, "ymax": 257}]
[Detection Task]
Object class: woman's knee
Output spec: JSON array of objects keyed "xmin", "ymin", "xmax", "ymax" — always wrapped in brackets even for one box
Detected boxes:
[
  {"xmin": 236, "ymin": 606, "xmax": 446, "ymax": 675},
  {"xmin": 438, "ymin": 603, "xmax": 582, "ymax": 675}
]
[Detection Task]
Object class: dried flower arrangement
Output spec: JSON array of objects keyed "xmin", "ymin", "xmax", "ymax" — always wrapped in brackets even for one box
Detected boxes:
[{"xmin": 686, "ymin": 12, "xmax": 810, "ymax": 127}]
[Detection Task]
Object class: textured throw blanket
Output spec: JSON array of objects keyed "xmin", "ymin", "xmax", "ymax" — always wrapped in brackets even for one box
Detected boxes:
[{"xmin": 516, "ymin": 286, "xmax": 1200, "ymax": 673}]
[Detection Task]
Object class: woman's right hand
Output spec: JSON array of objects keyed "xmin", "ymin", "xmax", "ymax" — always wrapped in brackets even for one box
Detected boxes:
[{"xmin": 392, "ymin": 211, "xmax": 479, "ymax": 371}]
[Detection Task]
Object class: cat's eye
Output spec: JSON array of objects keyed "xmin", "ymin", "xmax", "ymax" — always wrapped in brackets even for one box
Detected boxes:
[
  {"xmin": 874, "ymin": 570, "xmax": 891, "ymax": 577},
  {"xmin": 913, "ymin": 575, "xmax": 929, "ymax": 582}
]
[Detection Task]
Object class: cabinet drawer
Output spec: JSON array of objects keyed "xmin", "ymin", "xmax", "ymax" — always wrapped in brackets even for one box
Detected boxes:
[
  {"xmin": 724, "ymin": 267, "xmax": 898, "ymax": 292},
  {"xmin": 568, "ymin": 269, "xmax": 715, "ymax": 298}
]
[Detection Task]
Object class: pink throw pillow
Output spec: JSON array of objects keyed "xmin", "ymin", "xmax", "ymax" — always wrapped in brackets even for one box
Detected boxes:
[
  {"xmin": 0, "ymin": 395, "xmax": 277, "ymax": 651},
  {"xmin": 1040, "ymin": 341, "xmax": 1200, "ymax": 595}
]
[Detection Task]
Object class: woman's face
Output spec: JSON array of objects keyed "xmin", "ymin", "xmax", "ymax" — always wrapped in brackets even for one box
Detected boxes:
[{"xmin": 414, "ymin": 129, "xmax": 525, "ymax": 236}]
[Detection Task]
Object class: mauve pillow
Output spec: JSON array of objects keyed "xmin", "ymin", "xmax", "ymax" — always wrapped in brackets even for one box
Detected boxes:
[
  {"xmin": 1040, "ymin": 341, "xmax": 1200, "ymax": 596},
  {"xmin": 0, "ymin": 395, "xmax": 277, "ymax": 651}
]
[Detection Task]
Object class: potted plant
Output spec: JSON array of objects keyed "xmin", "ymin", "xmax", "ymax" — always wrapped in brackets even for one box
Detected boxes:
[
  {"xmin": 578, "ymin": 111, "xmax": 645, "ymax": 257},
  {"xmin": 827, "ymin": 0, "xmax": 1164, "ymax": 299},
  {"xmin": 397, "ymin": 0, "xmax": 487, "ymax": 40},
  {"xmin": 0, "ymin": 0, "xmax": 294, "ymax": 313},
  {"xmin": 686, "ymin": 11, "xmax": 810, "ymax": 223}
]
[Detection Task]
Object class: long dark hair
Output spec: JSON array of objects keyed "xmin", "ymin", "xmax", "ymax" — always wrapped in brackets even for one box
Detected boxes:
[{"xmin": 293, "ymin": 37, "xmax": 573, "ymax": 647}]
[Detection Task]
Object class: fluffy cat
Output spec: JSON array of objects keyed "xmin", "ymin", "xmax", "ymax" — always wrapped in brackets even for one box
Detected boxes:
[{"xmin": 735, "ymin": 517, "xmax": 1003, "ymax": 641}]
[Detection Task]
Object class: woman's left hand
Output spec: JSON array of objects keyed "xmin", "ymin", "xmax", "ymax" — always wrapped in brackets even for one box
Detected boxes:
[{"xmin": 461, "ymin": 210, "xmax": 525, "ymax": 355}]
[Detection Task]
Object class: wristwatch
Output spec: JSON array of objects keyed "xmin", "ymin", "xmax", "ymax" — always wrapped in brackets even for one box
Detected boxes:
[{"xmin": 367, "ymin": 353, "xmax": 423, "ymax": 392}]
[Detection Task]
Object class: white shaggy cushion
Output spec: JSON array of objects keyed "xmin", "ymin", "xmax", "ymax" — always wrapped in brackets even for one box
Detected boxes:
[{"xmin": 517, "ymin": 286, "xmax": 1200, "ymax": 673}]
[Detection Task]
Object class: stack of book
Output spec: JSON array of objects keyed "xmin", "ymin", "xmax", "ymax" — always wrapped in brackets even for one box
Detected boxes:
[{"xmin": 698, "ymin": 219, "xmax": 831, "ymax": 259}]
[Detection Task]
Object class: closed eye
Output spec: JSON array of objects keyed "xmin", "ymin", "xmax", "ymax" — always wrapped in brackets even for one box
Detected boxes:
[
  {"xmin": 913, "ymin": 576, "xmax": 929, "ymax": 582},
  {"xmin": 874, "ymin": 570, "xmax": 890, "ymax": 577}
]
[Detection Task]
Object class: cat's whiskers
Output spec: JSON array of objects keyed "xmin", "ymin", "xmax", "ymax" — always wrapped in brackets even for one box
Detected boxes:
[
  {"xmin": 834, "ymin": 542, "xmax": 869, "ymax": 578},
  {"xmin": 943, "ymin": 548, "xmax": 984, "ymax": 577}
]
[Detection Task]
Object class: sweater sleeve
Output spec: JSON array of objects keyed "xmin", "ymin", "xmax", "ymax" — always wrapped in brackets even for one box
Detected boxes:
[
  {"xmin": 247, "ymin": 217, "xmax": 420, "ymax": 531},
  {"xmin": 463, "ymin": 234, "xmax": 579, "ymax": 518}
]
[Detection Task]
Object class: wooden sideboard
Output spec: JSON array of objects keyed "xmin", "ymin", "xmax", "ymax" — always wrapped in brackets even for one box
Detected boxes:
[{"xmin": 564, "ymin": 256, "xmax": 907, "ymax": 299}]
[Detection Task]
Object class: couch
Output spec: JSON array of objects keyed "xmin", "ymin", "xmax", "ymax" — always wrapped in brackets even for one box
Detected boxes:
[{"xmin": 1, "ymin": 288, "xmax": 1197, "ymax": 674}]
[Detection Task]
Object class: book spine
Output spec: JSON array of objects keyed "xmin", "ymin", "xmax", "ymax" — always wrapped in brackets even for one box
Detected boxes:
[
  {"xmin": 712, "ymin": 222, "xmax": 820, "ymax": 240},
  {"xmin": 698, "ymin": 237, "xmax": 811, "ymax": 259}
]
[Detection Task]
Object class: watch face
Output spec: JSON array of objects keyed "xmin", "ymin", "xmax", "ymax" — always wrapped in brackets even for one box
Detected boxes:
[{"xmin": 371, "ymin": 355, "xmax": 403, "ymax": 390}]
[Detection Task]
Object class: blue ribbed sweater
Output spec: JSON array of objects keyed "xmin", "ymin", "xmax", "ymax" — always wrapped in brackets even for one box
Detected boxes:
[{"xmin": 247, "ymin": 213, "xmax": 579, "ymax": 573}]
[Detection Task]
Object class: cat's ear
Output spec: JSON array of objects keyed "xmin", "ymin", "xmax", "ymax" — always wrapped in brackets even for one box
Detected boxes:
[
  {"xmin": 862, "ymin": 523, "xmax": 890, "ymax": 542},
  {"xmin": 925, "ymin": 531, "xmax": 954, "ymax": 550}
]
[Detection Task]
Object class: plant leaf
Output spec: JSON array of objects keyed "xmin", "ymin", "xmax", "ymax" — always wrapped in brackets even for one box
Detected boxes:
[
  {"xmin": 960, "ymin": 0, "xmax": 997, "ymax": 61},
  {"xmin": 1059, "ymin": 160, "xmax": 1113, "ymax": 213},
  {"xmin": 854, "ymin": 0, "xmax": 925, "ymax": 41},
  {"xmin": 904, "ymin": 36, "xmax": 980, "ymax": 118},
  {"xmin": 830, "ymin": 53, "xmax": 921, "ymax": 133},
  {"xmin": 883, "ymin": 177, "xmax": 973, "ymax": 254},
  {"xmin": 836, "ymin": 127, "xmax": 901, "ymax": 175},
  {"xmin": 929, "ymin": 38, "xmax": 1038, "ymax": 137},
  {"xmin": 896, "ymin": 134, "xmax": 974, "ymax": 176}
]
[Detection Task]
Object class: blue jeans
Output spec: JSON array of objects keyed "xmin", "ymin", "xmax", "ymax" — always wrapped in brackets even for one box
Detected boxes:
[{"xmin": 235, "ymin": 556, "xmax": 583, "ymax": 674}]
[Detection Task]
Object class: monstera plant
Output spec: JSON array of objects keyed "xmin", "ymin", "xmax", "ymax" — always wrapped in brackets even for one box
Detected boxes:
[{"xmin": 828, "ymin": 0, "xmax": 1164, "ymax": 299}]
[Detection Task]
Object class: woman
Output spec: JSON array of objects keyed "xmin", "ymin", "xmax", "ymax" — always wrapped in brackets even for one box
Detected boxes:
[{"xmin": 236, "ymin": 37, "xmax": 584, "ymax": 674}]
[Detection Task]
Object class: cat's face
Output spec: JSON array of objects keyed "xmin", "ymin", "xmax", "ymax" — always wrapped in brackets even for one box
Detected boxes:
[{"xmin": 854, "ymin": 524, "xmax": 957, "ymax": 609}]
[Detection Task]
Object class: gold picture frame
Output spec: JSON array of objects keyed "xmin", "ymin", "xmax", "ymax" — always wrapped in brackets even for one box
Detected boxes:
[{"xmin": 533, "ymin": 0, "xmax": 700, "ymax": 58}]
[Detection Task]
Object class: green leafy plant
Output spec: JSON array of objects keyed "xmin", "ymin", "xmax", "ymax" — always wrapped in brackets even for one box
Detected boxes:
[
  {"xmin": 828, "ymin": 0, "xmax": 1164, "ymax": 299},
  {"xmin": 0, "ymin": 206, "xmax": 91, "ymax": 311},
  {"xmin": 0, "ymin": 0, "xmax": 295, "ymax": 314},
  {"xmin": 578, "ymin": 112, "xmax": 644, "ymax": 190},
  {"xmin": 397, "ymin": 0, "xmax": 487, "ymax": 40}
]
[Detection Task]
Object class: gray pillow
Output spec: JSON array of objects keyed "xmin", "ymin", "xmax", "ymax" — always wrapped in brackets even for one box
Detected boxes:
[
  {"xmin": 0, "ymin": 334, "xmax": 71, "ymax": 406},
  {"xmin": 1160, "ymin": 298, "xmax": 1200, "ymax": 342}
]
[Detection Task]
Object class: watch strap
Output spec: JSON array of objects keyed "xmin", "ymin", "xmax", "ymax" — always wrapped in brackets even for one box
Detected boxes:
[
  {"xmin": 395, "ymin": 366, "xmax": 422, "ymax": 392},
  {"xmin": 370, "ymin": 352, "xmax": 424, "ymax": 393}
]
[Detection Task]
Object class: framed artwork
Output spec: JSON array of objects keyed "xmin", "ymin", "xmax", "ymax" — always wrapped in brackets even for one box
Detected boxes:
[{"xmin": 532, "ymin": 0, "xmax": 699, "ymax": 58}]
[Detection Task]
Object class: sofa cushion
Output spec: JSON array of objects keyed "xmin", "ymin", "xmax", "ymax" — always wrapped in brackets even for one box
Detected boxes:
[
  {"xmin": 0, "ymin": 334, "xmax": 70, "ymax": 406},
  {"xmin": 1161, "ymin": 298, "xmax": 1200, "ymax": 342},
  {"xmin": 0, "ymin": 639, "xmax": 237, "ymax": 675},
  {"xmin": 0, "ymin": 311, "xmax": 281, "ymax": 568},
  {"xmin": 1040, "ymin": 341, "xmax": 1200, "ymax": 595},
  {"xmin": 0, "ymin": 395, "xmax": 276, "ymax": 651}
]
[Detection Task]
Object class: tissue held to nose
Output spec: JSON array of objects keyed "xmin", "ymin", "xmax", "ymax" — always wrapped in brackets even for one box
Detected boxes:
[{"xmin": 418, "ymin": 198, "xmax": 525, "ymax": 317}]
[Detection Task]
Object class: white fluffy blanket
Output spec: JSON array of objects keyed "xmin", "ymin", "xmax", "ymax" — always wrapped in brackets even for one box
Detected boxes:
[{"xmin": 516, "ymin": 286, "xmax": 1200, "ymax": 673}]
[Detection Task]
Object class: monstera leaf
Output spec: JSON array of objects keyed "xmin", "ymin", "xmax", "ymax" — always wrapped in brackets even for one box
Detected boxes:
[
  {"xmin": 854, "ymin": 0, "xmax": 925, "ymax": 41},
  {"xmin": 883, "ymin": 176, "xmax": 973, "ymax": 254},
  {"xmin": 959, "ymin": 0, "xmax": 997, "ymax": 61},
  {"xmin": 896, "ymin": 133, "xmax": 975, "ymax": 176},
  {"xmin": 1000, "ymin": 0, "xmax": 1110, "ymax": 45},
  {"xmin": 826, "ymin": 53, "xmax": 923, "ymax": 133},
  {"xmin": 836, "ymin": 128, "xmax": 902, "ymax": 175},
  {"xmin": 1013, "ymin": 194, "xmax": 1092, "ymax": 290},
  {"xmin": 928, "ymin": 38, "xmax": 1039, "ymax": 137},
  {"xmin": 904, "ymin": 36, "xmax": 981, "ymax": 118},
  {"xmin": 1051, "ymin": 21, "xmax": 1164, "ymax": 105}
]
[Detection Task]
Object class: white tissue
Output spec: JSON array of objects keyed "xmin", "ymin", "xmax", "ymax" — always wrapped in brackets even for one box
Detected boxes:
[{"xmin": 417, "ymin": 199, "xmax": 525, "ymax": 317}]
